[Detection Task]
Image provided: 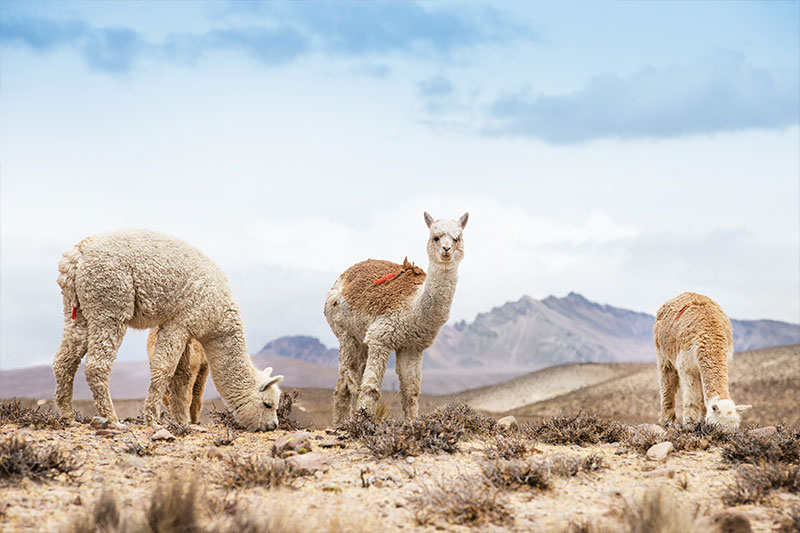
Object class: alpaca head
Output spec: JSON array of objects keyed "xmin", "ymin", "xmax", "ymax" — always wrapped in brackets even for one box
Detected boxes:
[
  {"xmin": 232, "ymin": 367, "xmax": 284, "ymax": 431},
  {"xmin": 424, "ymin": 212, "xmax": 468, "ymax": 266},
  {"xmin": 706, "ymin": 397, "xmax": 750, "ymax": 431}
]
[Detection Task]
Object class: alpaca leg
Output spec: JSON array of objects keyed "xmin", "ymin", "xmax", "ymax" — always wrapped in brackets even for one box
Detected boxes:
[
  {"xmin": 356, "ymin": 342, "xmax": 391, "ymax": 415},
  {"xmin": 84, "ymin": 319, "xmax": 126, "ymax": 424},
  {"xmin": 396, "ymin": 350, "xmax": 423, "ymax": 419},
  {"xmin": 145, "ymin": 325, "xmax": 189, "ymax": 427},
  {"xmin": 166, "ymin": 346, "xmax": 193, "ymax": 424},
  {"xmin": 332, "ymin": 335, "xmax": 361, "ymax": 423},
  {"xmin": 681, "ymin": 369, "xmax": 704, "ymax": 424},
  {"xmin": 658, "ymin": 354, "xmax": 679, "ymax": 425},
  {"xmin": 53, "ymin": 313, "xmax": 89, "ymax": 423},
  {"xmin": 189, "ymin": 356, "xmax": 209, "ymax": 424}
]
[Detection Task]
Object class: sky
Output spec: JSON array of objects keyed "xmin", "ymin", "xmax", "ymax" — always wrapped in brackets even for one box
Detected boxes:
[{"xmin": 1, "ymin": 1, "xmax": 798, "ymax": 370}]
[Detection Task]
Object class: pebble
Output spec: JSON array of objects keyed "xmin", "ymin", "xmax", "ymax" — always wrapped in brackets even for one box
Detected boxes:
[
  {"xmin": 207, "ymin": 447, "xmax": 224, "ymax": 460},
  {"xmin": 497, "ymin": 415, "xmax": 518, "ymax": 430},
  {"xmin": 189, "ymin": 425, "xmax": 208, "ymax": 433},
  {"xmin": 89, "ymin": 417, "xmax": 109, "ymax": 430},
  {"xmin": 151, "ymin": 429, "xmax": 176, "ymax": 441},
  {"xmin": 646, "ymin": 441, "xmax": 674, "ymax": 462},
  {"xmin": 643, "ymin": 468, "xmax": 675, "ymax": 479},
  {"xmin": 319, "ymin": 440, "xmax": 346, "ymax": 449},
  {"xmin": 143, "ymin": 427, "xmax": 155, "ymax": 438},
  {"xmin": 314, "ymin": 470, "xmax": 324, "ymax": 479},
  {"xmin": 274, "ymin": 431, "xmax": 314, "ymax": 457},
  {"xmin": 405, "ymin": 457, "xmax": 415, "ymax": 464},
  {"xmin": 95, "ymin": 429, "xmax": 121, "ymax": 438},
  {"xmin": 286, "ymin": 452, "xmax": 332, "ymax": 475}
]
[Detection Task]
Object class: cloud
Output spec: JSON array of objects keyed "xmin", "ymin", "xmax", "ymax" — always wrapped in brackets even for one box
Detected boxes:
[
  {"xmin": 418, "ymin": 76, "xmax": 454, "ymax": 98},
  {"xmin": 484, "ymin": 51, "xmax": 799, "ymax": 143},
  {"xmin": 1, "ymin": 3, "xmax": 534, "ymax": 74}
]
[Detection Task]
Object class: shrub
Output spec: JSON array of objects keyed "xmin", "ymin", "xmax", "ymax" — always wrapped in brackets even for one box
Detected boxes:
[
  {"xmin": 223, "ymin": 454, "xmax": 298, "ymax": 488},
  {"xmin": 412, "ymin": 474, "xmax": 512, "ymax": 527},
  {"xmin": 722, "ymin": 463, "xmax": 800, "ymax": 505},
  {"xmin": 208, "ymin": 404, "xmax": 240, "ymax": 430},
  {"xmin": 0, "ymin": 436, "xmax": 81, "ymax": 482},
  {"xmin": 277, "ymin": 389, "xmax": 300, "ymax": 430},
  {"xmin": 525, "ymin": 412, "xmax": 628, "ymax": 446},
  {"xmin": 0, "ymin": 399, "xmax": 67, "ymax": 430},
  {"xmin": 617, "ymin": 488, "xmax": 700, "ymax": 533},
  {"xmin": 722, "ymin": 427, "xmax": 800, "ymax": 465},
  {"xmin": 484, "ymin": 435, "xmax": 530, "ymax": 460},
  {"xmin": 482, "ymin": 458, "xmax": 551, "ymax": 490}
]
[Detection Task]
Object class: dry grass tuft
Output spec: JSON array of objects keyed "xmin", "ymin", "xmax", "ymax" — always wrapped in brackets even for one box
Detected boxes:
[
  {"xmin": 119, "ymin": 440, "xmax": 153, "ymax": 457},
  {"xmin": 430, "ymin": 402, "xmax": 496, "ymax": 436},
  {"xmin": 778, "ymin": 505, "xmax": 800, "ymax": 533},
  {"xmin": 208, "ymin": 404, "xmax": 240, "ymax": 430},
  {"xmin": 338, "ymin": 408, "xmax": 379, "ymax": 439},
  {"xmin": 0, "ymin": 399, "xmax": 67, "ymax": 429},
  {"xmin": 277, "ymin": 389, "xmax": 301, "ymax": 430},
  {"xmin": 223, "ymin": 453, "xmax": 298, "ymax": 488},
  {"xmin": 142, "ymin": 477, "xmax": 203, "ymax": 533},
  {"xmin": 617, "ymin": 488, "xmax": 701, "ymax": 533},
  {"xmin": 482, "ymin": 453, "xmax": 604, "ymax": 491},
  {"xmin": 626, "ymin": 421, "xmax": 734, "ymax": 454},
  {"xmin": 484, "ymin": 435, "xmax": 530, "ymax": 460},
  {"xmin": 0, "ymin": 436, "xmax": 81, "ymax": 482},
  {"xmin": 722, "ymin": 463, "xmax": 800, "ymax": 505},
  {"xmin": 412, "ymin": 473, "xmax": 512, "ymax": 527},
  {"xmin": 63, "ymin": 491, "xmax": 124, "ymax": 533},
  {"xmin": 525, "ymin": 412, "xmax": 628, "ymax": 446},
  {"xmin": 213, "ymin": 428, "xmax": 239, "ymax": 447},
  {"xmin": 721, "ymin": 426, "xmax": 800, "ymax": 465}
]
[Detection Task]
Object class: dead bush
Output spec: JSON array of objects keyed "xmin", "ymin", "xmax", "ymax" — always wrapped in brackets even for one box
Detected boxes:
[
  {"xmin": 119, "ymin": 440, "xmax": 153, "ymax": 457},
  {"xmin": 0, "ymin": 399, "xmax": 67, "ymax": 430},
  {"xmin": 208, "ymin": 404, "xmax": 240, "ymax": 430},
  {"xmin": 63, "ymin": 492, "xmax": 125, "ymax": 533},
  {"xmin": 722, "ymin": 463, "xmax": 800, "ymax": 505},
  {"xmin": 482, "ymin": 458, "xmax": 551, "ymax": 490},
  {"xmin": 412, "ymin": 473, "xmax": 512, "ymax": 527},
  {"xmin": 361, "ymin": 416, "xmax": 461, "ymax": 458},
  {"xmin": 722, "ymin": 426, "xmax": 800, "ymax": 465},
  {"xmin": 428, "ymin": 402, "xmax": 496, "ymax": 436},
  {"xmin": 550, "ymin": 453, "xmax": 605, "ymax": 476},
  {"xmin": 0, "ymin": 436, "xmax": 81, "ymax": 482},
  {"xmin": 616, "ymin": 488, "xmax": 701, "ymax": 533},
  {"xmin": 525, "ymin": 412, "xmax": 628, "ymax": 446},
  {"xmin": 338, "ymin": 409, "xmax": 379, "ymax": 439},
  {"xmin": 779, "ymin": 505, "xmax": 800, "ymax": 533},
  {"xmin": 484, "ymin": 435, "xmax": 530, "ymax": 460},
  {"xmin": 213, "ymin": 429, "xmax": 239, "ymax": 447},
  {"xmin": 223, "ymin": 453, "xmax": 298, "ymax": 488}
]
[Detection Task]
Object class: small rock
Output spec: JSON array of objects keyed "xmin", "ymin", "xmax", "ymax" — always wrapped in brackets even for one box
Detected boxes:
[
  {"xmin": 274, "ymin": 431, "xmax": 313, "ymax": 457},
  {"xmin": 90, "ymin": 417, "xmax": 109, "ymax": 430},
  {"xmin": 92, "ymin": 475, "xmax": 104, "ymax": 483},
  {"xmin": 95, "ymin": 429, "xmax": 121, "ymax": 438},
  {"xmin": 643, "ymin": 468, "xmax": 675, "ymax": 479},
  {"xmin": 207, "ymin": 447, "xmax": 224, "ymax": 460},
  {"xmin": 117, "ymin": 456, "xmax": 146, "ymax": 469},
  {"xmin": 286, "ymin": 452, "xmax": 332, "ymax": 475},
  {"xmin": 497, "ymin": 416, "xmax": 518, "ymax": 430},
  {"xmin": 72, "ymin": 495, "xmax": 82, "ymax": 506},
  {"xmin": 189, "ymin": 424, "xmax": 208, "ymax": 433},
  {"xmin": 20, "ymin": 476, "xmax": 32, "ymax": 489},
  {"xmin": 646, "ymin": 441, "xmax": 674, "ymax": 462},
  {"xmin": 747, "ymin": 426, "xmax": 777, "ymax": 438},
  {"xmin": 143, "ymin": 427, "xmax": 155, "ymax": 438},
  {"xmin": 319, "ymin": 440, "xmax": 346, "ymax": 449},
  {"xmin": 712, "ymin": 509, "xmax": 752, "ymax": 533},
  {"xmin": 151, "ymin": 429, "xmax": 176, "ymax": 442},
  {"xmin": 405, "ymin": 456, "xmax": 415, "ymax": 464},
  {"xmin": 314, "ymin": 470, "xmax": 324, "ymax": 479}
]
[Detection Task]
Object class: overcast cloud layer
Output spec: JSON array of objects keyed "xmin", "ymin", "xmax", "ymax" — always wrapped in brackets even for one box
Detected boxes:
[{"xmin": 1, "ymin": 1, "xmax": 798, "ymax": 369}]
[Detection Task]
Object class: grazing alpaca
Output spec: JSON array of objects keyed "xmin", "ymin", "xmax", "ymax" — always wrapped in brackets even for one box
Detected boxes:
[
  {"xmin": 146, "ymin": 327, "xmax": 209, "ymax": 424},
  {"xmin": 53, "ymin": 229, "xmax": 283, "ymax": 430},
  {"xmin": 324, "ymin": 212, "xmax": 468, "ymax": 423},
  {"xmin": 653, "ymin": 292, "xmax": 750, "ymax": 430}
]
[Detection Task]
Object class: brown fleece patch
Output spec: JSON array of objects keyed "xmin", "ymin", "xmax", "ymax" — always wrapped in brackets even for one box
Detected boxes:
[
  {"xmin": 654, "ymin": 292, "xmax": 734, "ymax": 399},
  {"xmin": 341, "ymin": 257, "xmax": 426, "ymax": 316}
]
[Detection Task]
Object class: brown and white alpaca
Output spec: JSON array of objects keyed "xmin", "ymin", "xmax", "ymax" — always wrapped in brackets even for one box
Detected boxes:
[
  {"xmin": 653, "ymin": 292, "xmax": 750, "ymax": 430},
  {"xmin": 324, "ymin": 212, "xmax": 468, "ymax": 423},
  {"xmin": 146, "ymin": 327, "xmax": 209, "ymax": 424}
]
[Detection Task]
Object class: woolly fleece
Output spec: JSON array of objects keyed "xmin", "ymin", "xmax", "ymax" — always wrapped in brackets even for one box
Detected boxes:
[
  {"xmin": 52, "ymin": 229, "xmax": 283, "ymax": 430},
  {"xmin": 146, "ymin": 327, "xmax": 208, "ymax": 424},
  {"xmin": 654, "ymin": 292, "xmax": 750, "ymax": 430},
  {"xmin": 324, "ymin": 212, "xmax": 468, "ymax": 423}
]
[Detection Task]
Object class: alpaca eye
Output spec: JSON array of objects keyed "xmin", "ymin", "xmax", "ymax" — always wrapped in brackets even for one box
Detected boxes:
[
  {"xmin": 454, "ymin": 236, "xmax": 460, "ymax": 242},
  {"xmin": 263, "ymin": 402, "xmax": 273, "ymax": 409},
  {"xmin": 433, "ymin": 237, "xmax": 439, "ymax": 242}
]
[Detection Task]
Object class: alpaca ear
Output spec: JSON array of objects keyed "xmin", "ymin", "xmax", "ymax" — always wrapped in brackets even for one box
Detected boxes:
[
  {"xmin": 262, "ymin": 366, "xmax": 273, "ymax": 376},
  {"xmin": 259, "ymin": 375, "xmax": 284, "ymax": 391},
  {"xmin": 424, "ymin": 212, "xmax": 435, "ymax": 228},
  {"xmin": 458, "ymin": 212, "xmax": 469, "ymax": 229},
  {"xmin": 735, "ymin": 404, "xmax": 752, "ymax": 412}
]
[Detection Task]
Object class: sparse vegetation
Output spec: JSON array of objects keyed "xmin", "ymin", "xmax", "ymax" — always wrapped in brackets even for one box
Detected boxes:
[
  {"xmin": 626, "ymin": 421, "xmax": 732, "ymax": 453},
  {"xmin": 411, "ymin": 474, "xmax": 512, "ymax": 527},
  {"xmin": 0, "ymin": 436, "xmax": 81, "ymax": 482},
  {"xmin": 213, "ymin": 428, "xmax": 239, "ymax": 447},
  {"xmin": 617, "ymin": 488, "xmax": 701, "ymax": 533},
  {"xmin": 484, "ymin": 435, "xmax": 530, "ymax": 460},
  {"xmin": 0, "ymin": 399, "xmax": 67, "ymax": 430},
  {"xmin": 721, "ymin": 426, "xmax": 800, "ymax": 465},
  {"xmin": 778, "ymin": 505, "xmax": 800, "ymax": 533},
  {"xmin": 277, "ymin": 389, "xmax": 301, "ymax": 430},
  {"xmin": 208, "ymin": 404, "xmax": 240, "ymax": 430},
  {"xmin": 525, "ymin": 412, "xmax": 628, "ymax": 446},
  {"xmin": 482, "ymin": 453, "xmax": 604, "ymax": 491},
  {"xmin": 119, "ymin": 440, "xmax": 153, "ymax": 456},
  {"xmin": 722, "ymin": 463, "xmax": 800, "ymax": 505},
  {"xmin": 223, "ymin": 453, "xmax": 298, "ymax": 488}
]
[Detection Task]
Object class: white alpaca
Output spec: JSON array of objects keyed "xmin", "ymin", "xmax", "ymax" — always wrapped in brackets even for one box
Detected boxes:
[
  {"xmin": 653, "ymin": 292, "xmax": 751, "ymax": 431},
  {"xmin": 324, "ymin": 212, "xmax": 468, "ymax": 422},
  {"xmin": 53, "ymin": 229, "xmax": 283, "ymax": 430}
]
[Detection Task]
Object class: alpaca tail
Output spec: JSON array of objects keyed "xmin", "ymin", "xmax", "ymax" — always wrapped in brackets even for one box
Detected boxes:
[{"xmin": 57, "ymin": 245, "xmax": 83, "ymax": 319}]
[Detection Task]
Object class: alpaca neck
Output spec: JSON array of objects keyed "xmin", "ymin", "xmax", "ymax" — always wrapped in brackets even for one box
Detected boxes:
[
  {"xmin": 697, "ymin": 345, "xmax": 732, "ymax": 404},
  {"xmin": 203, "ymin": 327, "xmax": 258, "ymax": 411},
  {"xmin": 416, "ymin": 261, "xmax": 459, "ymax": 327}
]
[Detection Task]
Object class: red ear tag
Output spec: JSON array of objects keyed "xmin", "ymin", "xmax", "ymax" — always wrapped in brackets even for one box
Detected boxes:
[{"xmin": 72, "ymin": 306, "xmax": 77, "ymax": 320}]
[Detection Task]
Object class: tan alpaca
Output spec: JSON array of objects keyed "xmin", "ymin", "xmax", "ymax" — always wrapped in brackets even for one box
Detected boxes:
[
  {"xmin": 654, "ymin": 292, "xmax": 750, "ymax": 430},
  {"xmin": 146, "ymin": 327, "xmax": 209, "ymax": 424}
]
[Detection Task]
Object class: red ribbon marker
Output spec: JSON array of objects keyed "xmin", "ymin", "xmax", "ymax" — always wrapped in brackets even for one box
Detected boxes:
[
  {"xmin": 675, "ymin": 305, "xmax": 689, "ymax": 321},
  {"xmin": 71, "ymin": 306, "xmax": 77, "ymax": 320},
  {"xmin": 374, "ymin": 270, "xmax": 402, "ymax": 286}
]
